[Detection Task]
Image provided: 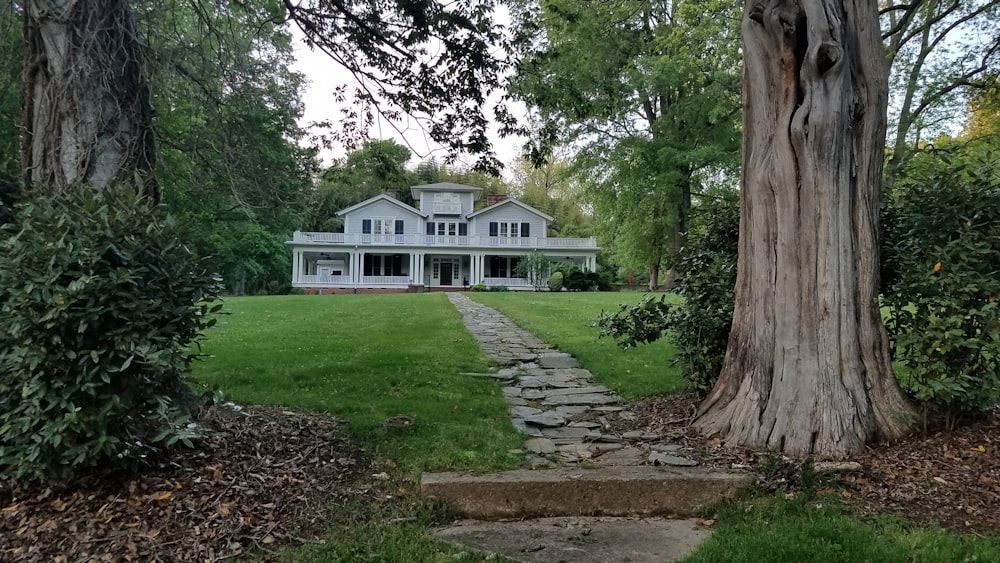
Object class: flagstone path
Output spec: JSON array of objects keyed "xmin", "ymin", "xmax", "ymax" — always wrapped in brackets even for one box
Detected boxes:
[{"xmin": 446, "ymin": 293, "xmax": 695, "ymax": 468}]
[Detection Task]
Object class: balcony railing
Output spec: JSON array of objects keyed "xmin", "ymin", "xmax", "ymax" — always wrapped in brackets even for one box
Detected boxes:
[
  {"xmin": 432, "ymin": 203, "xmax": 463, "ymax": 214},
  {"xmin": 291, "ymin": 231, "xmax": 598, "ymax": 249}
]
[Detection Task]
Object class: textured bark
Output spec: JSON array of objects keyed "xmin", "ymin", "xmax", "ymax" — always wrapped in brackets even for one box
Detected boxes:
[
  {"xmin": 22, "ymin": 0, "xmax": 157, "ymax": 200},
  {"xmin": 692, "ymin": 0, "xmax": 916, "ymax": 459}
]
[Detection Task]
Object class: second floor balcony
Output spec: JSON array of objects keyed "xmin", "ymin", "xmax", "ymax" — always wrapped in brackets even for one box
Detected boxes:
[{"xmin": 291, "ymin": 231, "xmax": 598, "ymax": 250}]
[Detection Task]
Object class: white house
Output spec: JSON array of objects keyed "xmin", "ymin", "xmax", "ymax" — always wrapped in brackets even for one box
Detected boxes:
[{"xmin": 287, "ymin": 182, "xmax": 599, "ymax": 291}]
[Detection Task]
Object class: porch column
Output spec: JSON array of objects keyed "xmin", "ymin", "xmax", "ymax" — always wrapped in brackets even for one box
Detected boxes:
[{"xmin": 291, "ymin": 250, "xmax": 301, "ymax": 284}]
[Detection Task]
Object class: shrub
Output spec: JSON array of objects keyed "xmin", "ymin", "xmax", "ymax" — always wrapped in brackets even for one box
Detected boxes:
[
  {"xmin": 0, "ymin": 185, "xmax": 222, "ymax": 482},
  {"xmin": 596, "ymin": 191, "xmax": 739, "ymax": 394},
  {"xmin": 470, "ymin": 283, "xmax": 488, "ymax": 292},
  {"xmin": 883, "ymin": 153, "xmax": 1000, "ymax": 427},
  {"xmin": 514, "ymin": 251, "xmax": 550, "ymax": 290},
  {"xmin": 488, "ymin": 285, "xmax": 509, "ymax": 292},
  {"xmin": 547, "ymin": 271, "xmax": 564, "ymax": 292}
]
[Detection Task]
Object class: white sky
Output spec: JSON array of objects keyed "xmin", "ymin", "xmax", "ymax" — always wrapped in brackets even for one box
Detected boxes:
[{"xmin": 287, "ymin": 24, "xmax": 525, "ymax": 176}]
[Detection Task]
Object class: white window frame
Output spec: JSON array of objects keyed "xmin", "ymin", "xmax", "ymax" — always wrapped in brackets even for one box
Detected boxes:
[{"xmin": 372, "ymin": 217, "xmax": 395, "ymax": 235}]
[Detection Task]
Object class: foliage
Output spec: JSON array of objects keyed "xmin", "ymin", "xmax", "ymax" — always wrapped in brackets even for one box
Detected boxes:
[
  {"xmin": 554, "ymin": 262, "xmax": 612, "ymax": 291},
  {"xmin": 470, "ymin": 283, "xmax": 488, "ymax": 292},
  {"xmin": 514, "ymin": 251, "xmax": 551, "ymax": 290},
  {"xmin": 283, "ymin": 0, "xmax": 513, "ymax": 173},
  {"xmin": 883, "ymin": 151, "xmax": 1000, "ymax": 425},
  {"xmin": 0, "ymin": 186, "xmax": 222, "ymax": 483},
  {"xmin": 0, "ymin": 5, "xmax": 20, "ymax": 224},
  {"xmin": 507, "ymin": 157, "xmax": 594, "ymax": 238},
  {"xmin": 487, "ymin": 285, "xmax": 510, "ymax": 292},
  {"xmin": 882, "ymin": 0, "xmax": 1000, "ymax": 179},
  {"xmin": 508, "ymin": 0, "xmax": 742, "ymax": 284},
  {"xmin": 546, "ymin": 270, "xmax": 564, "ymax": 292},
  {"xmin": 595, "ymin": 191, "xmax": 739, "ymax": 394}
]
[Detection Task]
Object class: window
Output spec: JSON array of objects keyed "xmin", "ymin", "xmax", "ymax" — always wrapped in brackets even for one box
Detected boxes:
[
  {"xmin": 437, "ymin": 222, "xmax": 445, "ymax": 236},
  {"xmin": 490, "ymin": 221, "xmax": 527, "ymax": 238},
  {"xmin": 371, "ymin": 217, "xmax": 394, "ymax": 235},
  {"xmin": 448, "ymin": 223, "xmax": 457, "ymax": 236}
]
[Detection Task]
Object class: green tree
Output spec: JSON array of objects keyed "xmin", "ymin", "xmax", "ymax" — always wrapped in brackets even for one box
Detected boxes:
[
  {"xmin": 882, "ymin": 0, "xmax": 1000, "ymax": 182},
  {"xmin": 508, "ymin": 0, "xmax": 742, "ymax": 288},
  {"xmin": 507, "ymin": 157, "xmax": 593, "ymax": 237}
]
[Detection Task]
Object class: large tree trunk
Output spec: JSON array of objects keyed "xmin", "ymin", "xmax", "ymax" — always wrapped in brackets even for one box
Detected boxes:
[
  {"xmin": 22, "ymin": 0, "xmax": 157, "ymax": 200},
  {"xmin": 693, "ymin": 0, "xmax": 916, "ymax": 459}
]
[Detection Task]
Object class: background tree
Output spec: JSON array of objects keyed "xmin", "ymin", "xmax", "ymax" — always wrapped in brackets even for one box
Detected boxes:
[
  {"xmin": 507, "ymin": 156, "xmax": 594, "ymax": 237},
  {"xmin": 692, "ymin": 0, "xmax": 917, "ymax": 458},
  {"xmin": 508, "ymin": 0, "xmax": 742, "ymax": 288},
  {"xmin": 0, "ymin": 4, "xmax": 20, "ymax": 224},
  {"xmin": 882, "ymin": 0, "xmax": 1000, "ymax": 182}
]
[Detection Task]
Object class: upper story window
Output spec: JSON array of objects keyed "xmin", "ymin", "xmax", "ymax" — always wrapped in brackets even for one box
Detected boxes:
[
  {"xmin": 427, "ymin": 221, "xmax": 467, "ymax": 236},
  {"xmin": 362, "ymin": 217, "xmax": 404, "ymax": 235},
  {"xmin": 489, "ymin": 221, "xmax": 530, "ymax": 238},
  {"xmin": 432, "ymin": 192, "xmax": 462, "ymax": 215}
]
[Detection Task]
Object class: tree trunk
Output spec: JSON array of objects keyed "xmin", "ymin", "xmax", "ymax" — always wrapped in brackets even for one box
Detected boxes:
[
  {"xmin": 22, "ymin": 0, "xmax": 157, "ymax": 200},
  {"xmin": 648, "ymin": 262, "xmax": 660, "ymax": 291},
  {"xmin": 693, "ymin": 0, "xmax": 916, "ymax": 459}
]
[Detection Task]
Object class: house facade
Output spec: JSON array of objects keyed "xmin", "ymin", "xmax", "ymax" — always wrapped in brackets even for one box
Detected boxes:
[{"xmin": 287, "ymin": 182, "xmax": 599, "ymax": 291}]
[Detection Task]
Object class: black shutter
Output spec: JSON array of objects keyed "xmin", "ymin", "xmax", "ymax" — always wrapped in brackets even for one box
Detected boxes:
[
  {"xmin": 426, "ymin": 222, "xmax": 435, "ymax": 235},
  {"xmin": 458, "ymin": 223, "xmax": 468, "ymax": 236},
  {"xmin": 489, "ymin": 222, "xmax": 498, "ymax": 237},
  {"xmin": 362, "ymin": 219, "xmax": 372, "ymax": 234},
  {"xmin": 395, "ymin": 220, "xmax": 404, "ymax": 234},
  {"xmin": 363, "ymin": 255, "xmax": 373, "ymax": 276},
  {"xmin": 521, "ymin": 223, "xmax": 530, "ymax": 237}
]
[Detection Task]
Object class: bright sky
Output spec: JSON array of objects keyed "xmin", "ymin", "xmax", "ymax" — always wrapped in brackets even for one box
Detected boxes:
[{"xmin": 288, "ymin": 24, "xmax": 525, "ymax": 175}]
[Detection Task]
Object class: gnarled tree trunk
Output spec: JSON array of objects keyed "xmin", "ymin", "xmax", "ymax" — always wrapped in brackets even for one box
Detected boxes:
[
  {"xmin": 693, "ymin": 0, "xmax": 916, "ymax": 459},
  {"xmin": 22, "ymin": 0, "xmax": 157, "ymax": 200}
]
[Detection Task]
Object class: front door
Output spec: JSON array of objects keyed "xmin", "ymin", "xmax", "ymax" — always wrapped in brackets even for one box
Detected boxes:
[{"xmin": 440, "ymin": 262, "xmax": 453, "ymax": 286}]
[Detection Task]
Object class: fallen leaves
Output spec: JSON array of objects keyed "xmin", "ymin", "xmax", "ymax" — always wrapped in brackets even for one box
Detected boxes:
[{"xmin": 0, "ymin": 405, "xmax": 378, "ymax": 562}]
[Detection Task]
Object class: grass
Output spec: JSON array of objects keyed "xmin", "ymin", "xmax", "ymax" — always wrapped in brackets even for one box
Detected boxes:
[
  {"xmin": 467, "ymin": 291, "xmax": 685, "ymax": 398},
  {"xmin": 193, "ymin": 293, "xmax": 999, "ymax": 562},
  {"xmin": 193, "ymin": 294, "xmax": 522, "ymax": 475},
  {"xmin": 684, "ymin": 495, "xmax": 1000, "ymax": 562}
]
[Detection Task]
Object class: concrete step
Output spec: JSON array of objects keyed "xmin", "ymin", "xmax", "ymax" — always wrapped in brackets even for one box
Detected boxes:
[
  {"xmin": 433, "ymin": 516, "xmax": 712, "ymax": 563},
  {"xmin": 420, "ymin": 466, "xmax": 751, "ymax": 519}
]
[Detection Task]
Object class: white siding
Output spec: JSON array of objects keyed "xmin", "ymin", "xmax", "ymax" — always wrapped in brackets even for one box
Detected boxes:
[
  {"xmin": 343, "ymin": 200, "xmax": 422, "ymax": 234},
  {"xmin": 419, "ymin": 191, "xmax": 476, "ymax": 219},
  {"xmin": 471, "ymin": 206, "xmax": 548, "ymax": 238}
]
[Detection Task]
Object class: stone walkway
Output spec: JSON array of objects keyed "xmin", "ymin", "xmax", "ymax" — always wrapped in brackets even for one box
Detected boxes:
[{"xmin": 447, "ymin": 293, "xmax": 693, "ymax": 467}]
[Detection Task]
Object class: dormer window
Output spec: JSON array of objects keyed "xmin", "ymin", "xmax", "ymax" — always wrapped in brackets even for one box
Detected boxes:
[{"xmin": 432, "ymin": 192, "xmax": 462, "ymax": 215}]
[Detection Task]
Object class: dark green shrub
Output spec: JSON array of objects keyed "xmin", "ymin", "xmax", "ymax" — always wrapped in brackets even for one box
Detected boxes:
[
  {"xmin": 488, "ymin": 285, "xmax": 509, "ymax": 292},
  {"xmin": 547, "ymin": 271, "xmax": 564, "ymax": 291},
  {"xmin": 883, "ymin": 153, "xmax": 1000, "ymax": 427},
  {"xmin": 596, "ymin": 191, "xmax": 739, "ymax": 394},
  {"xmin": 0, "ymin": 186, "xmax": 222, "ymax": 482},
  {"xmin": 470, "ymin": 283, "xmax": 488, "ymax": 292}
]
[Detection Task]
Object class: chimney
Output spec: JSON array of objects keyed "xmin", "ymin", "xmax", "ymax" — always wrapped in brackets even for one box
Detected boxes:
[
  {"xmin": 486, "ymin": 194, "xmax": 507, "ymax": 207},
  {"xmin": 385, "ymin": 189, "xmax": 397, "ymax": 199}
]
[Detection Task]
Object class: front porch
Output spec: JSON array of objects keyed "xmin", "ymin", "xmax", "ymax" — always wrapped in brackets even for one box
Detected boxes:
[{"xmin": 289, "ymin": 248, "xmax": 597, "ymax": 291}]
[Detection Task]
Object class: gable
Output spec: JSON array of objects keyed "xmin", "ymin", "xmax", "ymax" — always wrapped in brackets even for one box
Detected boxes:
[
  {"xmin": 336, "ymin": 193, "xmax": 425, "ymax": 218},
  {"xmin": 466, "ymin": 198, "xmax": 554, "ymax": 222}
]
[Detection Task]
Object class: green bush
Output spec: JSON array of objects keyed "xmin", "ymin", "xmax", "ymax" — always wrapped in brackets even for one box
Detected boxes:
[
  {"xmin": 0, "ymin": 186, "xmax": 222, "ymax": 482},
  {"xmin": 547, "ymin": 271, "xmax": 564, "ymax": 292},
  {"xmin": 470, "ymin": 283, "xmax": 488, "ymax": 292},
  {"xmin": 596, "ymin": 191, "xmax": 739, "ymax": 394},
  {"xmin": 883, "ymin": 154, "xmax": 1000, "ymax": 426},
  {"xmin": 488, "ymin": 285, "xmax": 509, "ymax": 292}
]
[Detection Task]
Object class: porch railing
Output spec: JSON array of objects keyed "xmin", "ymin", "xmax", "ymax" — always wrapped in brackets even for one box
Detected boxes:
[
  {"xmin": 299, "ymin": 274, "xmax": 352, "ymax": 285},
  {"xmin": 482, "ymin": 277, "xmax": 532, "ymax": 288},
  {"xmin": 292, "ymin": 231, "xmax": 597, "ymax": 249}
]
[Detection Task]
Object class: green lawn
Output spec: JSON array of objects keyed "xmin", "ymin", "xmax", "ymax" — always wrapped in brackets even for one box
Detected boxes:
[
  {"xmin": 192, "ymin": 293, "xmax": 998, "ymax": 562},
  {"xmin": 467, "ymin": 291, "xmax": 685, "ymax": 398},
  {"xmin": 192, "ymin": 294, "xmax": 522, "ymax": 475}
]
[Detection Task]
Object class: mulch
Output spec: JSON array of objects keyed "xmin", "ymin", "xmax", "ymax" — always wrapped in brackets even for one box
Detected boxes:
[
  {"xmin": 2, "ymin": 397, "xmax": 997, "ymax": 561},
  {"xmin": 0, "ymin": 405, "xmax": 381, "ymax": 562},
  {"xmin": 609, "ymin": 394, "xmax": 1000, "ymax": 535}
]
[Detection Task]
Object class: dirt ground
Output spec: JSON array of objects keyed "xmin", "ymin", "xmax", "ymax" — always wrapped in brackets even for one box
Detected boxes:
[
  {"xmin": 2, "ymin": 397, "xmax": 997, "ymax": 561},
  {"xmin": 609, "ymin": 393, "xmax": 1000, "ymax": 535}
]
